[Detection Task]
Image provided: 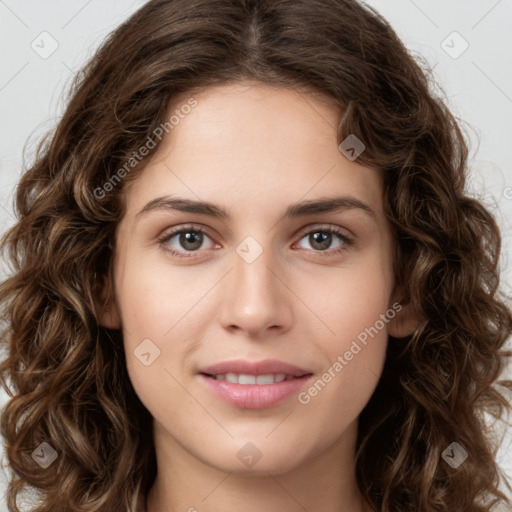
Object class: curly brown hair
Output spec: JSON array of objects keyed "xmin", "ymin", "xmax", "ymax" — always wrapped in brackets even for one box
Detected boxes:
[{"xmin": 1, "ymin": 0, "xmax": 511, "ymax": 510}]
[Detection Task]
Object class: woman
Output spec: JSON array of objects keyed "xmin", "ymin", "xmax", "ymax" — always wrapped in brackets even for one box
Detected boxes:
[{"xmin": 1, "ymin": 0, "xmax": 511, "ymax": 510}]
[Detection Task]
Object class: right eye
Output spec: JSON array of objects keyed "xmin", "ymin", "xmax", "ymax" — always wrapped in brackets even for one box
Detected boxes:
[{"xmin": 158, "ymin": 224, "xmax": 219, "ymax": 258}]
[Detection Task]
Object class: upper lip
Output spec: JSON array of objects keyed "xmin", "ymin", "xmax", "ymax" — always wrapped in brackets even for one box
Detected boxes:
[{"xmin": 199, "ymin": 359, "xmax": 312, "ymax": 377}]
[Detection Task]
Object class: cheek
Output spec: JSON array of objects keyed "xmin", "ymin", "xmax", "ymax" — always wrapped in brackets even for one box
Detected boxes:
[
  {"xmin": 116, "ymin": 258, "xmax": 214, "ymax": 406},
  {"xmin": 297, "ymin": 252, "xmax": 392, "ymax": 404},
  {"xmin": 303, "ymin": 250, "xmax": 393, "ymax": 349},
  {"xmin": 116, "ymin": 257, "xmax": 204, "ymax": 339},
  {"xmin": 296, "ymin": 273, "xmax": 390, "ymax": 437}
]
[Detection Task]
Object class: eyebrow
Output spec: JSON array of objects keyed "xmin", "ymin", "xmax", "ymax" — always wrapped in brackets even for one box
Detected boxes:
[{"xmin": 136, "ymin": 194, "xmax": 376, "ymax": 220}]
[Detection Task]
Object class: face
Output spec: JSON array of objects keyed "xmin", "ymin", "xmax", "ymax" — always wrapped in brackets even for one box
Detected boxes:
[{"xmin": 100, "ymin": 82, "xmax": 412, "ymax": 476}]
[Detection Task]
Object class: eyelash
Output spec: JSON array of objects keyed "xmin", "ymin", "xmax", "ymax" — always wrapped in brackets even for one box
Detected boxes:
[{"xmin": 157, "ymin": 223, "xmax": 354, "ymax": 259}]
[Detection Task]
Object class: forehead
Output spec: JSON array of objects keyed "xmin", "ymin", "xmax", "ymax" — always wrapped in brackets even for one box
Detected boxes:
[
  {"xmin": 122, "ymin": 82, "xmax": 383, "ymax": 219},
  {"xmin": 166, "ymin": 81, "xmax": 342, "ymax": 157}
]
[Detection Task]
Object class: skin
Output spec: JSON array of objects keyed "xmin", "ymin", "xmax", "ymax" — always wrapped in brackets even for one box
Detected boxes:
[{"xmin": 98, "ymin": 82, "xmax": 418, "ymax": 512}]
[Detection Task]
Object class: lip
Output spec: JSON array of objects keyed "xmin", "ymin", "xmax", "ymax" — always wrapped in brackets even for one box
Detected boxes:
[
  {"xmin": 199, "ymin": 359, "xmax": 311, "ymax": 377},
  {"xmin": 198, "ymin": 359, "xmax": 314, "ymax": 409}
]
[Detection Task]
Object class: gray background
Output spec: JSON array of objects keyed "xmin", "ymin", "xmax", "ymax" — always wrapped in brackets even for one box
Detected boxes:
[{"xmin": 1, "ymin": 0, "xmax": 511, "ymax": 509}]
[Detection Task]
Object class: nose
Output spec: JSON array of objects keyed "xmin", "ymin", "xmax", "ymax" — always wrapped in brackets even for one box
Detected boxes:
[{"xmin": 217, "ymin": 242, "xmax": 294, "ymax": 338}]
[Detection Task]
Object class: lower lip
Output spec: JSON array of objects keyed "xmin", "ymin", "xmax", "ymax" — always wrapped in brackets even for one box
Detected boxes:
[{"xmin": 199, "ymin": 374, "xmax": 313, "ymax": 409}]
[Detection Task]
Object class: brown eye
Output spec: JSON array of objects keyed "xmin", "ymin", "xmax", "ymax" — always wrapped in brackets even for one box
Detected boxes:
[
  {"xmin": 295, "ymin": 227, "xmax": 353, "ymax": 255},
  {"xmin": 175, "ymin": 230, "xmax": 204, "ymax": 251},
  {"xmin": 307, "ymin": 231, "xmax": 333, "ymax": 251},
  {"xmin": 158, "ymin": 225, "xmax": 217, "ymax": 258}
]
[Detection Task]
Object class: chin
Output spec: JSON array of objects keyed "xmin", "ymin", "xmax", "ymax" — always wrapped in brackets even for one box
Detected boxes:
[{"xmin": 201, "ymin": 442, "xmax": 307, "ymax": 476}]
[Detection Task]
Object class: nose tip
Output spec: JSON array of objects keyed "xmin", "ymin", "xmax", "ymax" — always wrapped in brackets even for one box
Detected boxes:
[{"xmin": 217, "ymin": 248, "xmax": 293, "ymax": 337}]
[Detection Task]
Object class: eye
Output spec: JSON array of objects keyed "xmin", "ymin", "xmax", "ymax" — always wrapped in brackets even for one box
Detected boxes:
[
  {"xmin": 158, "ymin": 224, "xmax": 217, "ymax": 259},
  {"xmin": 293, "ymin": 226, "xmax": 353, "ymax": 256},
  {"xmin": 158, "ymin": 224, "xmax": 353, "ymax": 259}
]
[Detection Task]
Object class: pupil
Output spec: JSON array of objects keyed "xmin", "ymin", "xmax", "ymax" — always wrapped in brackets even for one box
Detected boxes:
[
  {"xmin": 311, "ymin": 232, "xmax": 331, "ymax": 250},
  {"xmin": 181, "ymin": 231, "xmax": 202, "ymax": 250}
]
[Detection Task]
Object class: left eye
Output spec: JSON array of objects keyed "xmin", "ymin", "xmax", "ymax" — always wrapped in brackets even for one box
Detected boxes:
[
  {"xmin": 158, "ymin": 225, "xmax": 353, "ymax": 258},
  {"xmin": 294, "ymin": 228, "xmax": 352, "ymax": 253}
]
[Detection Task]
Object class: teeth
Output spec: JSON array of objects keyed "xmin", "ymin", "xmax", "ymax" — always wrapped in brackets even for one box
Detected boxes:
[
  {"xmin": 256, "ymin": 374, "xmax": 274, "ymax": 384},
  {"xmin": 214, "ymin": 372, "xmax": 292, "ymax": 384},
  {"xmin": 239, "ymin": 374, "xmax": 256, "ymax": 384}
]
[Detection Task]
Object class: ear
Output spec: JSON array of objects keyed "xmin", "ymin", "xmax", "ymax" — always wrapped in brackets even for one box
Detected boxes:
[
  {"xmin": 94, "ymin": 274, "xmax": 122, "ymax": 329},
  {"xmin": 387, "ymin": 291, "xmax": 422, "ymax": 338}
]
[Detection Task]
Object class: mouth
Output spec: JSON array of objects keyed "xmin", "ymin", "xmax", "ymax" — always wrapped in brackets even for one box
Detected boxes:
[
  {"xmin": 198, "ymin": 359, "xmax": 314, "ymax": 409},
  {"xmin": 201, "ymin": 373, "xmax": 304, "ymax": 384},
  {"xmin": 198, "ymin": 358, "xmax": 312, "ymax": 378}
]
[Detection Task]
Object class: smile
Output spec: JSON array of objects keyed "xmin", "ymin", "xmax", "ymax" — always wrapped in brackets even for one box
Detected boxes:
[
  {"xmin": 206, "ymin": 373, "xmax": 296, "ymax": 384},
  {"xmin": 198, "ymin": 359, "xmax": 314, "ymax": 409}
]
